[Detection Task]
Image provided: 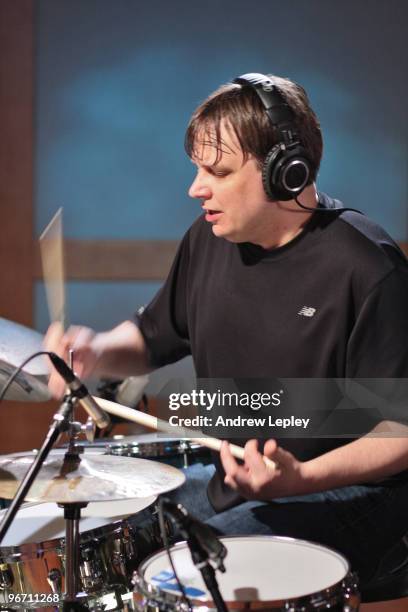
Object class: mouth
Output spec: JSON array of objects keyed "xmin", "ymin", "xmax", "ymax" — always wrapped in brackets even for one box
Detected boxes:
[{"xmin": 203, "ymin": 208, "xmax": 223, "ymax": 222}]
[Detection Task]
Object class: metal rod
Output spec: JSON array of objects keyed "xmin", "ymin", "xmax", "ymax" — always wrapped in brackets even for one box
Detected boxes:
[{"xmin": 63, "ymin": 503, "xmax": 87, "ymax": 604}]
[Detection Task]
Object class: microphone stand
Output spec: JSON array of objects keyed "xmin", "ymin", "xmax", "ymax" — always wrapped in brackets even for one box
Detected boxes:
[
  {"xmin": 186, "ymin": 533, "xmax": 229, "ymax": 612},
  {"xmin": 0, "ymin": 394, "xmax": 73, "ymax": 545}
]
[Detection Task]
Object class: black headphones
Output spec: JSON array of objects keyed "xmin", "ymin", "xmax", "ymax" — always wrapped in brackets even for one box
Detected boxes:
[{"xmin": 233, "ymin": 73, "xmax": 312, "ymax": 201}]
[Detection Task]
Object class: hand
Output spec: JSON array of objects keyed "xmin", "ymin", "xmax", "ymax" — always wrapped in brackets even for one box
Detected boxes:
[
  {"xmin": 220, "ymin": 439, "xmax": 309, "ymax": 500},
  {"xmin": 43, "ymin": 322, "xmax": 100, "ymax": 398}
]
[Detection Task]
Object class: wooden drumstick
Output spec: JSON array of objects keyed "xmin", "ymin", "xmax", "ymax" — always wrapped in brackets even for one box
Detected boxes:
[
  {"xmin": 39, "ymin": 208, "xmax": 66, "ymax": 329},
  {"xmin": 93, "ymin": 396, "xmax": 276, "ymax": 469}
]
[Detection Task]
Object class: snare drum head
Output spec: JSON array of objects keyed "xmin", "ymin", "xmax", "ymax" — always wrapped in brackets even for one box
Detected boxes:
[
  {"xmin": 141, "ymin": 536, "xmax": 349, "ymax": 603},
  {"xmin": 0, "ymin": 497, "xmax": 156, "ymax": 548}
]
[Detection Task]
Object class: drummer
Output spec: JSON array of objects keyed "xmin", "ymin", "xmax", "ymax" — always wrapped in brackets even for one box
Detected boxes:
[{"xmin": 45, "ymin": 72, "xmax": 408, "ymax": 591}]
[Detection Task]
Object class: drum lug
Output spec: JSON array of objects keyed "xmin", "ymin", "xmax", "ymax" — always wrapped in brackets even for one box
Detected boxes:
[
  {"xmin": 80, "ymin": 546, "xmax": 104, "ymax": 591},
  {"xmin": 343, "ymin": 571, "xmax": 361, "ymax": 611},
  {"xmin": 125, "ymin": 538, "xmax": 136, "ymax": 561},
  {"xmin": 131, "ymin": 572, "xmax": 148, "ymax": 610},
  {"xmin": 112, "ymin": 535, "xmax": 131, "ymax": 574},
  {"xmin": 112, "ymin": 551, "xmax": 126, "ymax": 573},
  {"xmin": 131, "ymin": 571, "xmax": 142, "ymax": 589},
  {"xmin": 179, "ymin": 440, "xmax": 189, "ymax": 468},
  {"xmin": 121, "ymin": 528, "xmax": 136, "ymax": 561},
  {"xmin": 47, "ymin": 567, "xmax": 62, "ymax": 594},
  {"xmin": 0, "ymin": 563, "xmax": 13, "ymax": 589}
]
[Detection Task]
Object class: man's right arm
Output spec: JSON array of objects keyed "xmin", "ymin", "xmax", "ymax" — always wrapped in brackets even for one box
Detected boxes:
[{"xmin": 44, "ymin": 320, "xmax": 151, "ymax": 398}]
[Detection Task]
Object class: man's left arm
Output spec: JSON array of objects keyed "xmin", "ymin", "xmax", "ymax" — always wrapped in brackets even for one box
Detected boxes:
[{"xmin": 221, "ymin": 422, "xmax": 408, "ymax": 500}]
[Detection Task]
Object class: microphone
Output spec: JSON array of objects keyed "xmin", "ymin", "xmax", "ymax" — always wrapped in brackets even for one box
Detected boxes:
[
  {"xmin": 48, "ymin": 352, "xmax": 110, "ymax": 429},
  {"xmin": 161, "ymin": 499, "xmax": 227, "ymax": 571}
]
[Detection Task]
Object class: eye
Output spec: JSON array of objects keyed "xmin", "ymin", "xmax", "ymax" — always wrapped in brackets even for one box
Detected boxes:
[{"xmin": 212, "ymin": 169, "xmax": 230, "ymax": 177}]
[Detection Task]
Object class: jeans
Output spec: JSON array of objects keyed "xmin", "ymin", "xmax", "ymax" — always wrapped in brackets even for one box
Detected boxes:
[{"xmin": 167, "ymin": 463, "xmax": 408, "ymax": 590}]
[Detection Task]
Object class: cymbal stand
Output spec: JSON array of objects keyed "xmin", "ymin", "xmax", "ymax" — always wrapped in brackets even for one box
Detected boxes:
[
  {"xmin": 61, "ymin": 500, "xmax": 89, "ymax": 612},
  {"xmin": 56, "ymin": 350, "xmax": 92, "ymax": 609}
]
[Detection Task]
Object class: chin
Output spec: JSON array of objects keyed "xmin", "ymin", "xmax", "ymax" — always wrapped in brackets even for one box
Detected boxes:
[
  {"xmin": 211, "ymin": 223, "xmax": 225, "ymax": 238},
  {"xmin": 212, "ymin": 224, "xmax": 241, "ymax": 243}
]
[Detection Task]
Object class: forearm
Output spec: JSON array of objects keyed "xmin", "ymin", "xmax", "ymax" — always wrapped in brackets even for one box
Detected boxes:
[
  {"xmin": 92, "ymin": 320, "xmax": 152, "ymax": 379},
  {"xmin": 301, "ymin": 421, "xmax": 408, "ymax": 493}
]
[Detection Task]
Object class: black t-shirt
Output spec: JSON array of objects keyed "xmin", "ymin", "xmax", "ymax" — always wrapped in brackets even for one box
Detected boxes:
[{"xmin": 137, "ymin": 193, "xmax": 408, "ymax": 510}]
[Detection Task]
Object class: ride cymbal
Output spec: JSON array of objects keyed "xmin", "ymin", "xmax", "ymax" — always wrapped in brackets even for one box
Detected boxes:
[{"xmin": 0, "ymin": 451, "xmax": 185, "ymax": 503}]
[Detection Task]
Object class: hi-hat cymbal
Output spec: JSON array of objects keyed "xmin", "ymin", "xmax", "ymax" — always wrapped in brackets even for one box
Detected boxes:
[
  {"xmin": 0, "ymin": 451, "xmax": 185, "ymax": 503},
  {"xmin": 0, "ymin": 317, "xmax": 51, "ymax": 401}
]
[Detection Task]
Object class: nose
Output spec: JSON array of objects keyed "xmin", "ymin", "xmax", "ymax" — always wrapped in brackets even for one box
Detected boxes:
[{"xmin": 188, "ymin": 171, "xmax": 212, "ymax": 200}]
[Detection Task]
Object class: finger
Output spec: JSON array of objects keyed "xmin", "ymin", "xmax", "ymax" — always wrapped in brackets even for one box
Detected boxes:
[
  {"xmin": 225, "ymin": 467, "xmax": 259, "ymax": 500},
  {"xmin": 224, "ymin": 466, "xmax": 254, "ymax": 496},
  {"xmin": 60, "ymin": 326, "xmax": 85, "ymax": 355},
  {"xmin": 53, "ymin": 327, "xmax": 89, "ymax": 376},
  {"xmin": 244, "ymin": 439, "xmax": 267, "ymax": 472},
  {"xmin": 47, "ymin": 370, "xmax": 68, "ymax": 399},
  {"xmin": 221, "ymin": 442, "xmax": 249, "ymax": 483},
  {"xmin": 43, "ymin": 321, "xmax": 64, "ymax": 355},
  {"xmin": 224, "ymin": 475, "xmax": 239, "ymax": 491},
  {"xmin": 68, "ymin": 326, "xmax": 92, "ymax": 351},
  {"xmin": 264, "ymin": 439, "xmax": 278, "ymax": 457},
  {"xmin": 63, "ymin": 326, "xmax": 96, "ymax": 376},
  {"xmin": 264, "ymin": 440, "xmax": 294, "ymax": 472},
  {"xmin": 220, "ymin": 440, "xmax": 239, "ymax": 476},
  {"xmin": 264, "ymin": 439, "xmax": 281, "ymax": 471}
]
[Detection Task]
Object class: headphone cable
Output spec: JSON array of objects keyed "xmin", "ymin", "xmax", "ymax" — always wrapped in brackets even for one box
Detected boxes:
[{"xmin": 295, "ymin": 196, "xmax": 362, "ymax": 215}]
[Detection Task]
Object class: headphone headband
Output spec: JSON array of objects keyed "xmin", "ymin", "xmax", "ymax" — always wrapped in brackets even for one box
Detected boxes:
[
  {"xmin": 233, "ymin": 72, "xmax": 311, "ymax": 200},
  {"xmin": 233, "ymin": 73, "xmax": 294, "ymax": 128}
]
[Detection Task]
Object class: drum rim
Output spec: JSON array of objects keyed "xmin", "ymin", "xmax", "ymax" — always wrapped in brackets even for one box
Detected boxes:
[
  {"xmin": 135, "ymin": 534, "xmax": 353, "ymax": 610},
  {"xmin": 107, "ymin": 439, "xmax": 204, "ymax": 456},
  {"xmin": 59, "ymin": 437, "xmax": 206, "ymax": 456},
  {"xmin": 0, "ymin": 498, "xmax": 157, "ymax": 561}
]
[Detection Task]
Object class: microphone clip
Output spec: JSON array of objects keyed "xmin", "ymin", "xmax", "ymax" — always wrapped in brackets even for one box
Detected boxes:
[{"xmin": 160, "ymin": 498, "xmax": 227, "ymax": 572}]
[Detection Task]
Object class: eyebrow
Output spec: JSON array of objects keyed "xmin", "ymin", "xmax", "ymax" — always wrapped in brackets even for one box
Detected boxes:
[{"xmin": 191, "ymin": 159, "xmax": 230, "ymax": 171}]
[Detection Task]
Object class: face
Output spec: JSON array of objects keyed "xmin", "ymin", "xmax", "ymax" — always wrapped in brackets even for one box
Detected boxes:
[{"xmin": 188, "ymin": 121, "xmax": 273, "ymax": 245}]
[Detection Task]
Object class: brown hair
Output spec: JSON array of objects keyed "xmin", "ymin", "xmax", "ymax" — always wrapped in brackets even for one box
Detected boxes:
[{"xmin": 185, "ymin": 75, "xmax": 323, "ymax": 183}]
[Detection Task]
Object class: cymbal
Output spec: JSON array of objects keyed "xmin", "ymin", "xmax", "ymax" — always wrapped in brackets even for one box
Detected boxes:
[
  {"xmin": 0, "ymin": 451, "xmax": 185, "ymax": 503},
  {"xmin": 0, "ymin": 317, "xmax": 51, "ymax": 401}
]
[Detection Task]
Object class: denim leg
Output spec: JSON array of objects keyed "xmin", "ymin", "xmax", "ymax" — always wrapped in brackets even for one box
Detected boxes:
[{"xmin": 205, "ymin": 482, "xmax": 408, "ymax": 587}]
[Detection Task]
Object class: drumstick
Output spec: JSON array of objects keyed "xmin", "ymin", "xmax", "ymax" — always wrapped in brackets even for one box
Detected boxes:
[
  {"xmin": 93, "ymin": 396, "xmax": 276, "ymax": 469},
  {"xmin": 39, "ymin": 208, "xmax": 66, "ymax": 329}
]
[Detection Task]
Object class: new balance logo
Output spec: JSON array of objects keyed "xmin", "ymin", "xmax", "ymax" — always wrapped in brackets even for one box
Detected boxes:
[{"xmin": 298, "ymin": 306, "xmax": 317, "ymax": 317}]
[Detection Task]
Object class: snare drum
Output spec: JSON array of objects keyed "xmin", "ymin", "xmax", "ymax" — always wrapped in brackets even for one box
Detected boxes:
[
  {"xmin": 134, "ymin": 536, "xmax": 360, "ymax": 611},
  {"xmin": 0, "ymin": 497, "xmax": 160, "ymax": 609},
  {"xmin": 104, "ymin": 434, "xmax": 212, "ymax": 469}
]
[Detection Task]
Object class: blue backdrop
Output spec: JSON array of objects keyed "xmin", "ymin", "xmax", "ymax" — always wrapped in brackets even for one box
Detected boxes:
[{"xmin": 34, "ymin": 0, "xmax": 407, "ymax": 344}]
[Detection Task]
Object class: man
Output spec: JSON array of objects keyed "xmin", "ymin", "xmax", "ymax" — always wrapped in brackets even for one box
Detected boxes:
[{"xmin": 46, "ymin": 73, "xmax": 408, "ymax": 589}]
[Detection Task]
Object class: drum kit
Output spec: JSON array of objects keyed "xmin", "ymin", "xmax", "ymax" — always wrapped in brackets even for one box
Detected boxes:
[{"xmin": 0, "ymin": 317, "xmax": 361, "ymax": 611}]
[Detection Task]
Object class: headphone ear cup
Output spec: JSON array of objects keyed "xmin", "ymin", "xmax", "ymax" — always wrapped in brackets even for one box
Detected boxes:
[
  {"xmin": 262, "ymin": 145, "xmax": 288, "ymax": 200},
  {"xmin": 262, "ymin": 144, "xmax": 311, "ymax": 201}
]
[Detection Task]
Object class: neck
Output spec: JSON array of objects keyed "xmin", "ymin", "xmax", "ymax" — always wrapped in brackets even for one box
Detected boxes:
[{"xmin": 256, "ymin": 185, "xmax": 318, "ymax": 250}]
